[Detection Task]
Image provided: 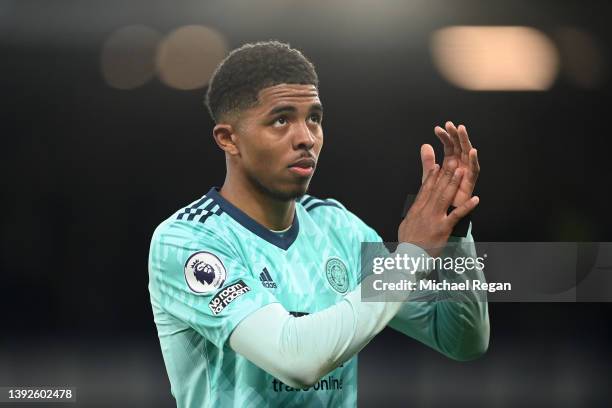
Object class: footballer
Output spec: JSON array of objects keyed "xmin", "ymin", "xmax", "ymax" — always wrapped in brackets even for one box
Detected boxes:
[{"xmin": 148, "ymin": 41, "xmax": 489, "ymax": 407}]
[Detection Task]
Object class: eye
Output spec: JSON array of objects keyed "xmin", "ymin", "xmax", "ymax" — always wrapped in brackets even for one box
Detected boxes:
[
  {"xmin": 308, "ymin": 113, "xmax": 322, "ymax": 124},
  {"xmin": 272, "ymin": 116, "xmax": 288, "ymax": 127}
]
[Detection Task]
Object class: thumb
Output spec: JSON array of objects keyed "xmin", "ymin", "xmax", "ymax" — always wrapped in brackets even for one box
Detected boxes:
[{"xmin": 420, "ymin": 144, "xmax": 436, "ymax": 183}]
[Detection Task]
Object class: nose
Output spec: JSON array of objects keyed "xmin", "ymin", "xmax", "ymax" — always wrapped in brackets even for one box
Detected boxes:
[{"xmin": 291, "ymin": 121, "xmax": 316, "ymax": 151}]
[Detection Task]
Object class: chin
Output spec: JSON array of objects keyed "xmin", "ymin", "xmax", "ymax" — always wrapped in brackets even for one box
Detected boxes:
[
  {"xmin": 249, "ymin": 172, "xmax": 313, "ymax": 201},
  {"xmin": 265, "ymin": 181, "xmax": 311, "ymax": 201},
  {"xmin": 276, "ymin": 183, "xmax": 310, "ymax": 201}
]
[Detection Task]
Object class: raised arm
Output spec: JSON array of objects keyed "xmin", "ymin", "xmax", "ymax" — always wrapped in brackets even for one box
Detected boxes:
[{"xmin": 390, "ymin": 121, "xmax": 488, "ymax": 360}]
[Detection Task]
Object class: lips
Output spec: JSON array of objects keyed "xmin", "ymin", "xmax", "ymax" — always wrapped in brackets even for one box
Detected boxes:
[
  {"xmin": 288, "ymin": 157, "xmax": 316, "ymax": 177},
  {"xmin": 288, "ymin": 158, "xmax": 316, "ymax": 169}
]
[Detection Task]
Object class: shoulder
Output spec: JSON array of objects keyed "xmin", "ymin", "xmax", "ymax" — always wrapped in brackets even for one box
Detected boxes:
[
  {"xmin": 297, "ymin": 194, "xmax": 346, "ymax": 213},
  {"xmin": 297, "ymin": 193, "xmax": 354, "ymax": 227},
  {"xmin": 297, "ymin": 193, "xmax": 365, "ymax": 228},
  {"xmin": 149, "ymin": 193, "xmax": 243, "ymax": 287},
  {"xmin": 297, "ymin": 193, "xmax": 382, "ymax": 242},
  {"xmin": 151, "ymin": 192, "xmax": 229, "ymax": 250}
]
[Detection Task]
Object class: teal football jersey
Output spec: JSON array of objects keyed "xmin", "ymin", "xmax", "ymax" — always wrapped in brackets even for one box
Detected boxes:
[{"xmin": 148, "ymin": 187, "xmax": 382, "ymax": 408}]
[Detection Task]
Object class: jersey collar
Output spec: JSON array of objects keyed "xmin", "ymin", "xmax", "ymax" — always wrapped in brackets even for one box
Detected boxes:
[{"xmin": 207, "ymin": 187, "xmax": 300, "ymax": 251}]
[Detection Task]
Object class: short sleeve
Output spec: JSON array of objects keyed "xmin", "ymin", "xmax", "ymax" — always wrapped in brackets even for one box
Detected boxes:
[{"xmin": 148, "ymin": 220, "xmax": 279, "ymax": 349}]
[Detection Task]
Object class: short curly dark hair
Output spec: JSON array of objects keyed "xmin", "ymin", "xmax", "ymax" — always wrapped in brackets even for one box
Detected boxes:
[{"xmin": 205, "ymin": 41, "xmax": 319, "ymax": 123}]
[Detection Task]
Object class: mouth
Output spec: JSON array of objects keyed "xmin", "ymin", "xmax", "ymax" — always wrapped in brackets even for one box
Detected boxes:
[{"xmin": 288, "ymin": 157, "xmax": 316, "ymax": 177}]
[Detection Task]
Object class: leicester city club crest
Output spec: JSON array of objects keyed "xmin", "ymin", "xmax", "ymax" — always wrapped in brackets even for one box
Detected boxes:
[
  {"xmin": 184, "ymin": 251, "xmax": 226, "ymax": 295},
  {"xmin": 325, "ymin": 257, "xmax": 349, "ymax": 294}
]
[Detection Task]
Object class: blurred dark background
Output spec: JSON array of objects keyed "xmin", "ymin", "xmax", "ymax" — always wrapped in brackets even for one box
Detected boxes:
[{"xmin": 1, "ymin": 0, "xmax": 611, "ymax": 406}]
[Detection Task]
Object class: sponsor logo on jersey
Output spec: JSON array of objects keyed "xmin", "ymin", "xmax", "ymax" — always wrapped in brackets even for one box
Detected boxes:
[
  {"xmin": 259, "ymin": 267, "xmax": 277, "ymax": 289},
  {"xmin": 184, "ymin": 251, "xmax": 226, "ymax": 295},
  {"xmin": 325, "ymin": 257, "xmax": 349, "ymax": 294},
  {"xmin": 272, "ymin": 375, "xmax": 343, "ymax": 392},
  {"xmin": 208, "ymin": 280, "xmax": 251, "ymax": 315}
]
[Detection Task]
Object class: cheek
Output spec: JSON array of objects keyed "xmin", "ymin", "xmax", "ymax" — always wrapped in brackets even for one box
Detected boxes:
[
  {"xmin": 253, "ymin": 150, "xmax": 277, "ymax": 170},
  {"xmin": 242, "ymin": 137, "xmax": 284, "ymax": 171}
]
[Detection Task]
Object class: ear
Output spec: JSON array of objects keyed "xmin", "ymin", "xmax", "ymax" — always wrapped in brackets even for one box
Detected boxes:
[{"xmin": 212, "ymin": 123, "xmax": 240, "ymax": 156}]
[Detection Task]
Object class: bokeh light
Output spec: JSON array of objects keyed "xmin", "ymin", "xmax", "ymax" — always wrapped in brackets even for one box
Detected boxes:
[
  {"xmin": 156, "ymin": 25, "xmax": 228, "ymax": 90},
  {"xmin": 430, "ymin": 26, "xmax": 560, "ymax": 91},
  {"xmin": 101, "ymin": 25, "xmax": 161, "ymax": 90}
]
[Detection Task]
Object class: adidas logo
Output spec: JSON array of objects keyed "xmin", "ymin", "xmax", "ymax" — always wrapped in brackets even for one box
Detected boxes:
[{"xmin": 259, "ymin": 267, "xmax": 277, "ymax": 289}]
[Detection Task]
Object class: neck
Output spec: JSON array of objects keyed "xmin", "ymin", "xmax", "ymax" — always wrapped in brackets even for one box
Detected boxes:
[{"xmin": 219, "ymin": 174, "xmax": 295, "ymax": 231}]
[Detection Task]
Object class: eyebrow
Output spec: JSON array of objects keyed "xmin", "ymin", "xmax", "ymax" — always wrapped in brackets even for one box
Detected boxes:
[{"xmin": 267, "ymin": 103, "xmax": 324, "ymax": 116}]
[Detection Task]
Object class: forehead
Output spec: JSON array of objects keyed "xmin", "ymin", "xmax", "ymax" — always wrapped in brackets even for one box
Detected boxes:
[{"xmin": 254, "ymin": 83, "xmax": 320, "ymax": 111}]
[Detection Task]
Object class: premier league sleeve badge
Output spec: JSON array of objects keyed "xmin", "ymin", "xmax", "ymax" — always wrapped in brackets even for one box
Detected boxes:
[{"xmin": 184, "ymin": 251, "xmax": 227, "ymax": 295}]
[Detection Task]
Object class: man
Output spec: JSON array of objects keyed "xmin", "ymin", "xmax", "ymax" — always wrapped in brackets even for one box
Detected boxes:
[{"xmin": 148, "ymin": 41, "xmax": 489, "ymax": 407}]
